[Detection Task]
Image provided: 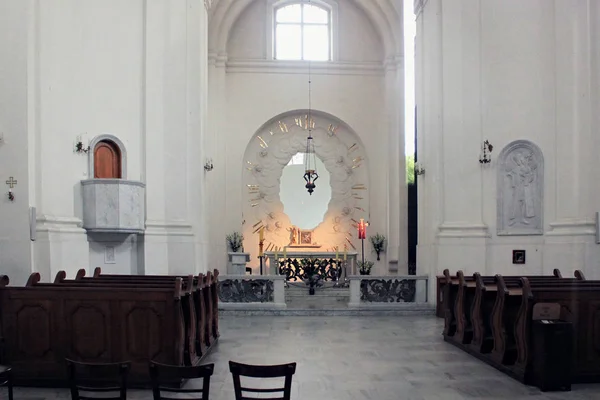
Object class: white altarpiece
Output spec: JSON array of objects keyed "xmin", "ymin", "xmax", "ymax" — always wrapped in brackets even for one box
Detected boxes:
[{"xmin": 241, "ymin": 111, "xmax": 370, "ymax": 269}]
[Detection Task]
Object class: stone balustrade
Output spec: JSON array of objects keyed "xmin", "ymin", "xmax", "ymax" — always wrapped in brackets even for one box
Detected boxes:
[
  {"xmin": 217, "ymin": 275, "xmax": 286, "ymax": 310},
  {"xmin": 348, "ymin": 275, "xmax": 429, "ymax": 308}
]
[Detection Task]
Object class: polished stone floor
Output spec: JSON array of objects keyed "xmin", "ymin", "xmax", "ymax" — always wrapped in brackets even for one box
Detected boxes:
[{"xmin": 11, "ymin": 315, "xmax": 600, "ymax": 399}]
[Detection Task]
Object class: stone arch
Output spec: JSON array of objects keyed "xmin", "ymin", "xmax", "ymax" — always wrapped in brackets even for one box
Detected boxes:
[
  {"xmin": 241, "ymin": 109, "xmax": 370, "ymax": 254},
  {"xmin": 209, "ymin": 0, "xmax": 400, "ymax": 59},
  {"xmin": 497, "ymin": 140, "xmax": 544, "ymax": 235},
  {"xmin": 88, "ymin": 134, "xmax": 128, "ymax": 179}
]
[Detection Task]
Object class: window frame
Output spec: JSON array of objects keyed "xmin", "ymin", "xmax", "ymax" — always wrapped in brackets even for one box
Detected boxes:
[{"xmin": 267, "ymin": 0, "xmax": 338, "ymax": 62}]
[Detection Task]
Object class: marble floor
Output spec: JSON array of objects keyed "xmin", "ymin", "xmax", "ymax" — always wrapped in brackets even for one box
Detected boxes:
[{"xmin": 11, "ymin": 315, "xmax": 600, "ymax": 399}]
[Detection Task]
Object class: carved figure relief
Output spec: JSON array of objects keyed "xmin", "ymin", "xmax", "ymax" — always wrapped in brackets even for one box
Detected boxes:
[{"xmin": 497, "ymin": 140, "xmax": 544, "ymax": 235}]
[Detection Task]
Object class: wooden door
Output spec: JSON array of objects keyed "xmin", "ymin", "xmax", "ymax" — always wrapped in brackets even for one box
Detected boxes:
[{"xmin": 94, "ymin": 141, "xmax": 121, "ymax": 179}]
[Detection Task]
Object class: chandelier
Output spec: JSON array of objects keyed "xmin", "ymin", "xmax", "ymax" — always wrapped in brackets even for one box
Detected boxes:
[{"xmin": 303, "ymin": 61, "xmax": 318, "ymax": 195}]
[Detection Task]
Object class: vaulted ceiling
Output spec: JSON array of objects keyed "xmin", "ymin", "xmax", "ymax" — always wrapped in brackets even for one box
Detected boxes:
[{"xmin": 208, "ymin": 0, "xmax": 403, "ymax": 58}]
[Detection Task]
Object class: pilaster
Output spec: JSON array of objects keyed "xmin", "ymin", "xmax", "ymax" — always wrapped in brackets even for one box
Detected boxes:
[{"xmin": 142, "ymin": 0, "xmax": 196, "ymax": 274}]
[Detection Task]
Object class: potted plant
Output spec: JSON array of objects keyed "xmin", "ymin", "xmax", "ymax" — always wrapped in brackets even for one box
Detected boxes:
[
  {"xmin": 301, "ymin": 258, "xmax": 320, "ymax": 295},
  {"xmin": 358, "ymin": 260, "xmax": 374, "ymax": 275},
  {"xmin": 226, "ymin": 232, "xmax": 249, "ymax": 274},
  {"xmin": 369, "ymin": 233, "xmax": 386, "ymax": 261},
  {"xmin": 226, "ymin": 232, "xmax": 244, "ymax": 252}
]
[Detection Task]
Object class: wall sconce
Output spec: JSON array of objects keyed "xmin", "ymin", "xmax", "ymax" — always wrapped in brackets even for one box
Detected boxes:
[
  {"xmin": 415, "ymin": 162, "xmax": 425, "ymax": 176},
  {"xmin": 74, "ymin": 135, "xmax": 90, "ymax": 154},
  {"xmin": 204, "ymin": 158, "xmax": 214, "ymax": 172},
  {"xmin": 479, "ymin": 140, "xmax": 493, "ymax": 164}
]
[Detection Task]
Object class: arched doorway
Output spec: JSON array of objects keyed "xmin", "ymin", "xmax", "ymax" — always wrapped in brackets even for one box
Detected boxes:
[{"xmin": 93, "ymin": 140, "xmax": 122, "ymax": 179}]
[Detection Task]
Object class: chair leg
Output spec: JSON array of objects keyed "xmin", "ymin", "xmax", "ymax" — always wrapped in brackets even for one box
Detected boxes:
[{"xmin": 6, "ymin": 370, "xmax": 13, "ymax": 400}]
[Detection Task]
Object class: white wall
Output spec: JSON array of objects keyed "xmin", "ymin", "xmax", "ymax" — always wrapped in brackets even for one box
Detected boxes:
[
  {"xmin": 416, "ymin": 0, "xmax": 600, "ymax": 299},
  {"xmin": 0, "ymin": 0, "xmax": 32, "ymax": 285},
  {"xmin": 0, "ymin": 0, "xmax": 211, "ymax": 283},
  {"xmin": 207, "ymin": 0, "xmax": 406, "ymax": 275}
]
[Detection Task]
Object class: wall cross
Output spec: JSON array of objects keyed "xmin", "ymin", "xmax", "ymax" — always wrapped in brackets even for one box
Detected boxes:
[{"xmin": 5, "ymin": 177, "xmax": 17, "ymax": 189}]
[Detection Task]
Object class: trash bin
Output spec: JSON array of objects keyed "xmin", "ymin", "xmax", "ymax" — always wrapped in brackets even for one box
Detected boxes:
[{"xmin": 530, "ymin": 320, "xmax": 572, "ymax": 391}]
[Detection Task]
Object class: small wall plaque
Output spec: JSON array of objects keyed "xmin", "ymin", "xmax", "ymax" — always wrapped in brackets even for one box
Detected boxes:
[
  {"xmin": 532, "ymin": 303, "xmax": 561, "ymax": 320},
  {"xmin": 105, "ymin": 246, "xmax": 116, "ymax": 264},
  {"xmin": 512, "ymin": 250, "xmax": 526, "ymax": 264}
]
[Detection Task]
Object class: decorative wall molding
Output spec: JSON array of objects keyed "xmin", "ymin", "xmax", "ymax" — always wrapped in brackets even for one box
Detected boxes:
[
  {"xmin": 437, "ymin": 223, "xmax": 490, "ymax": 238},
  {"xmin": 242, "ymin": 111, "xmax": 369, "ymax": 253},
  {"xmin": 414, "ymin": 0, "xmax": 429, "ymax": 16},
  {"xmin": 225, "ymin": 60, "xmax": 385, "ymax": 76},
  {"xmin": 497, "ymin": 140, "xmax": 544, "ymax": 236},
  {"xmin": 36, "ymin": 215, "xmax": 85, "ymax": 234},
  {"xmin": 547, "ymin": 220, "xmax": 596, "ymax": 237},
  {"xmin": 145, "ymin": 220, "xmax": 195, "ymax": 236},
  {"xmin": 204, "ymin": 0, "xmax": 213, "ymax": 11}
]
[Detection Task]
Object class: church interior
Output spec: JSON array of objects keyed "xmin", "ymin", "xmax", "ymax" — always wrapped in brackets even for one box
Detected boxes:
[{"xmin": 0, "ymin": 0, "xmax": 599, "ymax": 398}]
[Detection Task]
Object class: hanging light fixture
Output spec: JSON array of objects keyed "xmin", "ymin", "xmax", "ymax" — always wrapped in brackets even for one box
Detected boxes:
[{"xmin": 303, "ymin": 59, "xmax": 318, "ymax": 195}]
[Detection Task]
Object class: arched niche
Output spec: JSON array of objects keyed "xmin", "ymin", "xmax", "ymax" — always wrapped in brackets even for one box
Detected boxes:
[
  {"xmin": 242, "ymin": 110, "xmax": 369, "ymax": 252},
  {"xmin": 88, "ymin": 134, "xmax": 128, "ymax": 179},
  {"xmin": 497, "ymin": 140, "xmax": 544, "ymax": 235}
]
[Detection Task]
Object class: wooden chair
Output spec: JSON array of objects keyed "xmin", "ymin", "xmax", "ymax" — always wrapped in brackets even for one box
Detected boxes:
[
  {"xmin": 0, "ymin": 365, "xmax": 13, "ymax": 400},
  {"xmin": 229, "ymin": 361, "xmax": 297, "ymax": 400},
  {"xmin": 149, "ymin": 361, "xmax": 214, "ymax": 400},
  {"xmin": 66, "ymin": 359, "xmax": 130, "ymax": 400}
]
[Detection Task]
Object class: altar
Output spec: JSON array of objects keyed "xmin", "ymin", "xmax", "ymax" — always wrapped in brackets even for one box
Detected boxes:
[{"xmin": 264, "ymin": 251, "xmax": 359, "ymax": 280}]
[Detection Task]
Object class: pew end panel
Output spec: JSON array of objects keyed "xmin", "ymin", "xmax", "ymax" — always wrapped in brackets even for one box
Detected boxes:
[{"xmin": 0, "ymin": 285, "xmax": 186, "ymax": 387}]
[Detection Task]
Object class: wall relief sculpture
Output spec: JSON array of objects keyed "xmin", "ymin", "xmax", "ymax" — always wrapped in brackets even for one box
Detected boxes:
[{"xmin": 497, "ymin": 140, "xmax": 544, "ymax": 235}]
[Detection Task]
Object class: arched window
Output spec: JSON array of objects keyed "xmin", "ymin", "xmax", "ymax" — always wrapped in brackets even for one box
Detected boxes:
[
  {"xmin": 274, "ymin": 3, "xmax": 330, "ymax": 61},
  {"xmin": 94, "ymin": 140, "xmax": 122, "ymax": 179}
]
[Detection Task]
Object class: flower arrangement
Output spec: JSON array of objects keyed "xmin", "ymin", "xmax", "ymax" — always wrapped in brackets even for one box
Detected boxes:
[
  {"xmin": 358, "ymin": 260, "xmax": 374, "ymax": 275},
  {"xmin": 369, "ymin": 233, "xmax": 386, "ymax": 261},
  {"xmin": 226, "ymin": 232, "xmax": 244, "ymax": 252}
]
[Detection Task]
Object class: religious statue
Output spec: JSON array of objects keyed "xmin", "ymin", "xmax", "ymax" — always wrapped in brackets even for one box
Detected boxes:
[
  {"xmin": 287, "ymin": 226, "xmax": 298, "ymax": 245},
  {"xmin": 507, "ymin": 151, "xmax": 537, "ymax": 226}
]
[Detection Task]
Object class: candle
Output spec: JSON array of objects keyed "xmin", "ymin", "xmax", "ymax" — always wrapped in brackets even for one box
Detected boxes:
[
  {"xmin": 259, "ymin": 226, "xmax": 264, "ymax": 241},
  {"xmin": 335, "ymin": 246, "xmax": 339, "ymax": 261},
  {"xmin": 343, "ymin": 247, "xmax": 347, "ymax": 261},
  {"xmin": 283, "ymin": 247, "xmax": 287, "ymax": 259},
  {"xmin": 274, "ymin": 248, "xmax": 278, "ymax": 260}
]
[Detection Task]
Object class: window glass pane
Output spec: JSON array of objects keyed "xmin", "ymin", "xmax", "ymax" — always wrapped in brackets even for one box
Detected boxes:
[
  {"xmin": 276, "ymin": 24, "xmax": 302, "ymax": 60},
  {"xmin": 303, "ymin": 25, "xmax": 329, "ymax": 61},
  {"xmin": 276, "ymin": 4, "xmax": 301, "ymax": 23},
  {"xmin": 303, "ymin": 4, "xmax": 328, "ymax": 24}
]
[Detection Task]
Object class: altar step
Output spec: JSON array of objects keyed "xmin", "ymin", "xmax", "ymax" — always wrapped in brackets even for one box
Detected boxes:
[{"xmin": 285, "ymin": 286, "xmax": 349, "ymax": 310}]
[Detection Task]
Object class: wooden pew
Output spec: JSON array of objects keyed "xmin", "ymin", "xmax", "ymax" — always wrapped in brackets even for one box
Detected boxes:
[
  {"xmin": 88, "ymin": 267, "xmax": 220, "ymax": 346},
  {"xmin": 72, "ymin": 270, "xmax": 208, "ymax": 352},
  {"xmin": 55, "ymin": 272, "xmax": 201, "ymax": 366},
  {"xmin": 442, "ymin": 269, "xmax": 570, "ymax": 341},
  {"xmin": 500, "ymin": 276, "xmax": 600, "ymax": 384},
  {"xmin": 0, "ymin": 272, "xmax": 185, "ymax": 386},
  {"xmin": 445, "ymin": 269, "xmax": 600, "ymax": 388}
]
